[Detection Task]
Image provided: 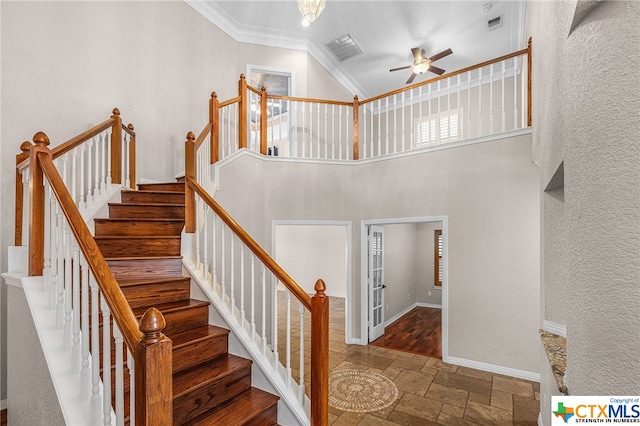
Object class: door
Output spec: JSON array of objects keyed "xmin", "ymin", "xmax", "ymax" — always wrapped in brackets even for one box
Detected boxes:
[{"xmin": 368, "ymin": 226, "xmax": 385, "ymax": 342}]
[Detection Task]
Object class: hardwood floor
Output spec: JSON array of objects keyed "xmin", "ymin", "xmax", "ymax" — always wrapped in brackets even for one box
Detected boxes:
[
  {"xmin": 1, "ymin": 409, "xmax": 6, "ymax": 426},
  {"xmin": 369, "ymin": 306, "xmax": 442, "ymax": 358}
]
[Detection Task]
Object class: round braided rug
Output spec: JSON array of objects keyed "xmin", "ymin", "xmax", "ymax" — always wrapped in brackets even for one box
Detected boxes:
[{"xmin": 328, "ymin": 369, "xmax": 399, "ymax": 412}]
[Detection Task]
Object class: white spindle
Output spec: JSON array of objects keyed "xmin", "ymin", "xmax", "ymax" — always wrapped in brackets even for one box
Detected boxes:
[
  {"xmin": 221, "ymin": 223, "xmax": 226, "ymax": 299},
  {"xmin": 468, "ymin": 70, "xmax": 472, "ymax": 139},
  {"xmin": 339, "ymin": 105, "xmax": 343, "ymax": 160},
  {"xmin": 43, "ymin": 182, "xmax": 52, "ymax": 293},
  {"xmin": 71, "ymin": 150, "xmax": 78, "ymax": 206},
  {"xmin": 309, "ymin": 102, "xmax": 313, "ymax": 158},
  {"xmin": 72, "ymin": 240, "xmax": 81, "ymax": 370},
  {"xmin": 377, "ymin": 99, "xmax": 381, "ymax": 155},
  {"xmin": 478, "ymin": 67, "xmax": 483, "ymax": 136},
  {"xmin": 457, "ymin": 75, "xmax": 461, "ymax": 141},
  {"xmin": 301, "ymin": 102, "xmax": 306, "ymax": 158},
  {"xmin": 298, "ymin": 301, "xmax": 305, "ymax": 402},
  {"xmin": 203, "ymin": 205, "xmax": 209, "ymax": 280},
  {"xmin": 250, "ymin": 254, "xmax": 256, "ymax": 337},
  {"xmin": 87, "ymin": 140, "xmax": 94, "ymax": 206},
  {"xmin": 362, "ymin": 105, "xmax": 367, "ymax": 159},
  {"xmin": 521, "ymin": 56, "xmax": 526, "ymax": 128},
  {"xmin": 447, "ymin": 78, "xmax": 451, "ymax": 142},
  {"xmin": 49, "ymin": 198, "xmax": 59, "ymax": 308},
  {"xmin": 106, "ymin": 131, "xmax": 112, "ymax": 186},
  {"xmin": 79, "ymin": 145, "xmax": 86, "ymax": 212},
  {"xmin": 272, "ymin": 277, "xmax": 279, "ymax": 366},
  {"xmin": 114, "ymin": 323, "xmax": 124, "ymax": 425},
  {"xmin": 501, "ymin": 60, "xmax": 506, "ymax": 132},
  {"xmin": 514, "ymin": 57, "xmax": 519, "ymax": 129},
  {"xmin": 324, "ymin": 104, "xmax": 328, "ymax": 159},
  {"xmin": 230, "ymin": 233, "xmax": 235, "ymax": 316},
  {"xmin": 331, "ymin": 104, "xmax": 336, "ymax": 159},
  {"xmin": 401, "ymin": 91, "xmax": 406, "ymax": 152},
  {"xmin": 95, "ymin": 135, "xmax": 101, "ymax": 196},
  {"xmin": 101, "ymin": 295, "xmax": 112, "ymax": 425},
  {"xmin": 410, "ymin": 89, "xmax": 414, "ymax": 147},
  {"xmin": 81, "ymin": 257, "xmax": 91, "ymax": 398},
  {"xmin": 437, "ymin": 81, "xmax": 441, "ymax": 144},
  {"xmin": 316, "ymin": 102, "xmax": 321, "ymax": 159},
  {"xmin": 393, "ymin": 94, "xmax": 397, "ymax": 153},
  {"xmin": 261, "ymin": 265, "xmax": 267, "ymax": 355},
  {"xmin": 285, "ymin": 290, "xmax": 291, "ymax": 386},
  {"xmin": 195, "ymin": 199, "xmax": 201, "ymax": 272},
  {"xmin": 90, "ymin": 275, "xmax": 102, "ymax": 424},
  {"xmin": 57, "ymin": 218, "xmax": 67, "ymax": 329},
  {"xmin": 240, "ymin": 245, "xmax": 245, "ymax": 322},
  {"xmin": 212, "ymin": 215, "xmax": 218, "ymax": 288},
  {"xmin": 490, "ymin": 63, "xmax": 494, "ymax": 135},
  {"xmin": 385, "ymin": 97, "xmax": 389, "ymax": 154}
]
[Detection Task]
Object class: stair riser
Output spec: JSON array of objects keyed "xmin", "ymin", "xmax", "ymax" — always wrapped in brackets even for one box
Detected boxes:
[
  {"xmin": 137, "ymin": 183, "xmax": 185, "ymax": 192},
  {"xmin": 244, "ymin": 404, "xmax": 279, "ymax": 426},
  {"xmin": 120, "ymin": 280, "xmax": 190, "ymax": 309},
  {"xmin": 173, "ymin": 365, "xmax": 252, "ymax": 424},
  {"xmin": 121, "ymin": 191, "xmax": 185, "ymax": 205},
  {"xmin": 173, "ymin": 335, "xmax": 229, "ymax": 374},
  {"xmin": 107, "ymin": 258, "xmax": 183, "ymax": 280},
  {"xmin": 95, "ymin": 220, "xmax": 184, "ymax": 237},
  {"xmin": 97, "ymin": 238, "xmax": 181, "ymax": 258},
  {"xmin": 162, "ymin": 305, "xmax": 209, "ymax": 336},
  {"xmin": 109, "ymin": 204, "xmax": 185, "ymax": 220}
]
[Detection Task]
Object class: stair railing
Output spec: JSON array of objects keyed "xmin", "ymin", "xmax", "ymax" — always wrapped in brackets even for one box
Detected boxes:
[
  {"xmin": 15, "ymin": 113, "xmax": 172, "ymax": 424},
  {"xmin": 208, "ymin": 38, "xmax": 532, "ymax": 163},
  {"xmin": 184, "ymin": 132, "xmax": 329, "ymax": 425}
]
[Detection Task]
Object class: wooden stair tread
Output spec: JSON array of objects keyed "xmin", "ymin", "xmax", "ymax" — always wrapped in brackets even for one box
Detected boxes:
[
  {"xmin": 117, "ymin": 276, "xmax": 191, "ymax": 287},
  {"xmin": 105, "ymin": 255, "xmax": 183, "ymax": 261},
  {"xmin": 97, "ymin": 235, "xmax": 181, "ymax": 240},
  {"xmin": 132, "ymin": 299, "xmax": 209, "ymax": 317},
  {"xmin": 108, "ymin": 202, "xmax": 186, "ymax": 208},
  {"xmin": 184, "ymin": 387, "xmax": 279, "ymax": 426},
  {"xmin": 95, "ymin": 218, "xmax": 184, "ymax": 223},
  {"xmin": 122, "ymin": 189, "xmax": 185, "ymax": 195},
  {"xmin": 169, "ymin": 325, "xmax": 229, "ymax": 349},
  {"xmin": 173, "ymin": 353, "xmax": 251, "ymax": 398}
]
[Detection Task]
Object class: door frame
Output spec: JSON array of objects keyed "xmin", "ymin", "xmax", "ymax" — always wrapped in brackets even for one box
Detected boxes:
[{"xmin": 360, "ymin": 216, "xmax": 449, "ymax": 361}]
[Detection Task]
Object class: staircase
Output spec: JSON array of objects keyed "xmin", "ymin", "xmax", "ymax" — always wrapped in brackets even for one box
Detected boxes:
[{"xmin": 94, "ymin": 180, "xmax": 280, "ymax": 425}]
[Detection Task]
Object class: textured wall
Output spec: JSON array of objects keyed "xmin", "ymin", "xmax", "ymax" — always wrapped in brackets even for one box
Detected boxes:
[
  {"xmin": 527, "ymin": 0, "xmax": 640, "ymax": 398},
  {"xmin": 215, "ymin": 134, "xmax": 540, "ymax": 373}
]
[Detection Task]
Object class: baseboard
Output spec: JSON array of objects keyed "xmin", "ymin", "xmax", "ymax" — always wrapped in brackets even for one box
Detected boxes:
[
  {"xmin": 542, "ymin": 320, "xmax": 566, "ymax": 338},
  {"xmin": 447, "ymin": 356, "xmax": 541, "ymax": 382},
  {"xmin": 1, "ymin": 399, "xmax": 6, "ymax": 410},
  {"xmin": 538, "ymin": 411, "xmax": 543, "ymax": 426},
  {"xmin": 415, "ymin": 302, "xmax": 442, "ymax": 309},
  {"xmin": 346, "ymin": 337, "xmax": 365, "ymax": 345}
]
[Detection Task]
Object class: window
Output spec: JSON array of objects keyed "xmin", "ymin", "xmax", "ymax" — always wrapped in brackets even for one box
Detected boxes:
[
  {"xmin": 415, "ymin": 109, "xmax": 462, "ymax": 146},
  {"xmin": 434, "ymin": 229, "xmax": 443, "ymax": 286}
]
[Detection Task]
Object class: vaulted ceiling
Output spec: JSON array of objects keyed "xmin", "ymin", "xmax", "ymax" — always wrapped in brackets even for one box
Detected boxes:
[{"xmin": 188, "ymin": 1, "xmax": 526, "ymax": 98}]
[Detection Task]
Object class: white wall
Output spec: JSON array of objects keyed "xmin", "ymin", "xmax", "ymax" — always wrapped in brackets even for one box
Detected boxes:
[
  {"xmin": 0, "ymin": 0, "xmax": 353, "ymax": 405},
  {"xmin": 274, "ymin": 224, "xmax": 347, "ymax": 298},
  {"xmin": 215, "ymin": 133, "xmax": 540, "ymax": 374},
  {"xmin": 381, "ymin": 224, "xmax": 418, "ymax": 320},
  {"xmin": 526, "ymin": 0, "xmax": 640, "ymax": 401}
]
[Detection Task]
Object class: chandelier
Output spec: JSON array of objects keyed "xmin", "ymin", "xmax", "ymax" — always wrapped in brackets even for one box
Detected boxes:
[{"xmin": 297, "ymin": 0, "xmax": 326, "ymax": 27}]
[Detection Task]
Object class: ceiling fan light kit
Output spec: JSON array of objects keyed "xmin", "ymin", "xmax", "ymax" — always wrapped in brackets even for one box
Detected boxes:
[
  {"xmin": 390, "ymin": 47, "xmax": 453, "ymax": 84},
  {"xmin": 297, "ymin": 0, "xmax": 326, "ymax": 27}
]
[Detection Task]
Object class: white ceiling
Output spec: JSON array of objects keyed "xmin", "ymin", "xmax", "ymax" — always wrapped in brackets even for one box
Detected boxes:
[{"xmin": 188, "ymin": 0, "xmax": 526, "ymax": 99}]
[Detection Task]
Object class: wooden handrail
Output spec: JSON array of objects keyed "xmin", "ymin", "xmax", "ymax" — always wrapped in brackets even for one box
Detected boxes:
[
  {"xmin": 360, "ymin": 47, "xmax": 530, "ymax": 105},
  {"xmin": 30, "ymin": 131, "xmax": 172, "ymax": 424},
  {"xmin": 186, "ymin": 176, "xmax": 312, "ymax": 310},
  {"xmin": 266, "ymin": 93, "xmax": 352, "ymax": 106},
  {"xmin": 247, "ymin": 85, "xmax": 261, "ymax": 95},
  {"xmin": 219, "ymin": 96, "xmax": 242, "ymax": 108},
  {"xmin": 194, "ymin": 121, "xmax": 211, "ymax": 150}
]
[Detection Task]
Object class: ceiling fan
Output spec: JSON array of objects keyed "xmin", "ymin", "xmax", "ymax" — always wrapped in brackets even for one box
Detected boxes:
[{"xmin": 390, "ymin": 47, "xmax": 453, "ymax": 84}]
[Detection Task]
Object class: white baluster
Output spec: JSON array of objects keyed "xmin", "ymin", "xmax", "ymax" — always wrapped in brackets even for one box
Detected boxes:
[
  {"xmin": 339, "ymin": 104, "xmax": 344, "ymax": 159},
  {"xmin": 212, "ymin": 215, "xmax": 218, "ymax": 289},
  {"xmin": 195, "ymin": 199, "xmax": 201, "ymax": 273},
  {"xmin": 393, "ymin": 94, "xmax": 397, "ymax": 153},
  {"xmin": 87, "ymin": 139, "xmax": 94, "ymax": 207},
  {"xmin": 203, "ymin": 205, "xmax": 209, "ymax": 280},
  {"xmin": 316, "ymin": 102, "xmax": 321, "ymax": 159},
  {"xmin": 72, "ymin": 240, "xmax": 81, "ymax": 370},
  {"xmin": 478, "ymin": 67, "xmax": 483, "ymax": 136},
  {"xmin": 501, "ymin": 60, "xmax": 506, "ymax": 132},
  {"xmin": 240, "ymin": 244, "xmax": 245, "ymax": 324},
  {"xmin": 457, "ymin": 74, "xmax": 462, "ymax": 141},
  {"xmin": 43, "ymin": 181, "xmax": 52, "ymax": 293},
  {"xmin": 437, "ymin": 81, "xmax": 441, "ymax": 144},
  {"xmin": 285, "ymin": 290, "xmax": 292, "ymax": 386},
  {"xmin": 301, "ymin": 102, "xmax": 306, "ymax": 158},
  {"xmin": 261, "ymin": 264, "xmax": 267, "ymax": 355},
  {"xmin": 128, "ymin": 351, "xmax": 135, "ymax": 426},
  {"xmin": 106, "ymin": 130, "xmax": 112, "ymax": 187},
  {"xmin": 78, "ymin": 145, "xmax": 86, "ymax": 213},
  {"xmin": 272, "ymin": 276, "xmax": 279, "ymax": 367},
  {"xmin": 81, "ymin": 257, "xmax": 91, "ymax": 398},
  {"xmin": 331, "ymin": 104, "xmax": 336, "ymax": 160},
  {"xmin": 410, "ymin": 89, "xmax": 414, "ymax": 148},
  {"xmin": 71, "ymin": 150, "xmax": 78, "ymax": 206},
  {"xmin": 362, "ymin": 104, "xmax": 367, "ymax": 159},
  {"xmin": 94, "ymin": 135, "xmax": 101, "ymax": 198},
  {"xmin": 377, "ymin": 99, "xmax": 381, "ymax": 155},
  {"xmin": 298, "ymin": 301, "xmax": 305, "ymax": 402},
  {"xmin": 490, "ymin": 63, "xmax": 494, "ymax": 135},
  {"xmin": 447, "ymin": 78, "xmax": 452, "ymax": 141},
  {"xmin": 401, "ymin": 91, "xmax": 405, "ymax": 152},
  {"xmin": 250, "ymin": 254, "xmax": 256, "ymax": 337},
  {"xmin": 125, "ymin": 133, "xmax": 131, "ymax": 188},
  {"xmin": 113, "ymin": 323, "xmax": 124, "ymax": 425},
  {"xmin": 221, "ymin": 223, "xmax": 226, "ymax": 299},
  {"xmin": 50, "ymin": 199, "xmax": 59, "ymax": 309},
  {"xmin": 89, "ymin": 275, "xmax": 102, "ymax": 424},
  {"xmin": 514, "ymin": 57, "xmax": 519, "ymax": 129},
  {"xmin": 324, "ymin": 103, "xmax": 328, "ymax": 160},
  {"xmin": 101, "ymin": 295, "xmax": 112, "ymax": 425},
  {"xmin": 63, "ymin": 225, "xmax": 73, "ymax": 348},
  {"xmin": 56, "ymin": 211, "xmax": 65, "ymax": 328},
  {"xmin": 230, "ymin": 233, "xmax": 235, "ymax": 316},
  {"xmin": 468, "ymin": 70, "xmax": 473, "ymax": 139}
]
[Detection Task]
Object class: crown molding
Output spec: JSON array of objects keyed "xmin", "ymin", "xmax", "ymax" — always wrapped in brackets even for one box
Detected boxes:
[{"xmin": 185, "ymin": 0, "xmax": 368, "ymax": 98}]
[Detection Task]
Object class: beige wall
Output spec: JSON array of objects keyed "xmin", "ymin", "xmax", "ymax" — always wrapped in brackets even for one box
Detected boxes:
[
  {"xmin": 526, "ymin": 0, "xmax": 640, "ymax": 416},
  {"xmin": 215, "ymin": 133, "xmax": 540, "ymax": 374}
]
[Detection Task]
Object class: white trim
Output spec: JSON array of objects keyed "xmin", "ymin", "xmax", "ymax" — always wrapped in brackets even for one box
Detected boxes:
[
  {"xmin": 246, "ymin": 64, "xmax": 295, "ymax": 97},
  {"xmin": 415, "ymin": 302, "xmax": 443, "ymax": 309},
  {"xmin": 538, "ymin": 412, "xmax": 544, "ymax": 426},
  {"xmin": 447, "ymin": 355, "xmax": 541, "ymax": 382},
  {"xmin": 184, "ymin": 0, "xmax": 366, "ymax": 98},
  {"xmin": 2, "ymin": 272, "xmax": 25, "ymax": 289},
  {"xmin": 360, "ymin": 216, "xmax": 448, "ymax": 364},
  {"xmin": 542, "ymin": 320, "xmax": 566, "ymax": 338},
  {"xmin": 271, "ymin": 220, "xmax": 353, "ymax": 342},
  {"xmin": 1, "ymin": 399, "xmax": 6, "ymax": 411}
]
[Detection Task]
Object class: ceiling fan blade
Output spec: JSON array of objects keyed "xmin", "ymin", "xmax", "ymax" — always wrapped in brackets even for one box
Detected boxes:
[
  {"xmin": 429, "ymin": 48, "xmax": 453, "ymax": 62},
  {"xmin": 411, "ymin": 47, "xmax": 422, "ymax": 61},
  {"xmin": 428, "ymin": 65, "xmax": 446, "ymax": 75},
  {"xmin": 390, "ymin": 65, "xmax": 413, "ymax": 72},
  {"xmin": 406, "ymin": 72, "xmax": 418, "ymax": 84}
]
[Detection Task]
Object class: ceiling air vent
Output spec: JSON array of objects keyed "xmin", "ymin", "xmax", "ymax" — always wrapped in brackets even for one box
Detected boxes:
[
  {"xmin": 487, "ymin": 15, "xmax": 503, "ymax": 30},
  {"xmin": 326, "ymin": 33, "xmax": 363, "ymax": 62}
]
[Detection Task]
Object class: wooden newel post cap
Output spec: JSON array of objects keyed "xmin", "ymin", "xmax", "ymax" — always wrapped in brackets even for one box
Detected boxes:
[
  {"xmin": 127, "ymin": 123, "xmax": 135, "ymax": 131},
  {"xmin": 140, "ymin": 307, "xmax": 166, "ymax": 343},
  {"xmin": 186, "ymin": 131, "xmax": 195, "ymax": 142},
  {"xmin": 112, "ymin": 107, "xmax": 121, "ymax": 117},
  {"xmin": 261, "ymin": 86, "xmax": 267, "ymax": 93},
  {"xmin": 314, "ymin": 279, "xmax": 326, "ymax": 296},
  {"xmin": 354, "ymin": 95, "xmax": 359, "ymax": 101},
  {"xmin": 20, "ymin": 141, "xmax": 33, "ymax": 153},
  {"xmin": 211, "ymin": 92, "xmax": 217, "ymax": 99},
  {"xmin": 33, "ymin": 132, "xmax": 50, "ymax": 147},
  {"xmin": 240, "ymin": 73, "xmax": 246, "ymax": 80}
]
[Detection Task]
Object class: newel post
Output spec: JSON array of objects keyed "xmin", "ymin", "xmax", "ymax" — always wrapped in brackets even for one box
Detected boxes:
[
  {"xmin": 352, "ymin": 95, "xmax": 360, "ymax": 160},
  {"xmin": 185, "ymin": 132, "xmax": 196, "ymax": 234},
  {"xmin": 260, "ymin": 86, "xmax": 268, "ymax": 155},
  {"xmin": 128, "ymin": 123, "xmax": 136, "ymax": 190},
  {"xmin": 15, "ymin": 141, "xmax": 32, "ymax": 246},
  {"xmin": 310, "ymin": 279, "xmax": 329, "ymax": 426},
  {"xmin": 134, "ymin": 308, "xmax": 173, "ymax": 425},
  {"xmin": 238, "ymin": 74, "xmax": 248, "ymax": 150},
  {"xmin": 209, "ymin": 92, "xmax": 220, "ymax": 164},
  {"xmin": 527, "ymin": 37, "xmax": 532, "ymax": 127},
  {"xmin": 28, "ymin": 132, "xmax": 51, "ymax": 276},
  {"xmin": 110, "ymin": 108, "xmax": 122, "ymax": 184}
]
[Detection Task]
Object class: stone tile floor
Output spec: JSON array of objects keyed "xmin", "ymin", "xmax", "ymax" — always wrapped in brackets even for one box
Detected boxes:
[{"xmin": 323, "ymin": 297, "xmax": 540, "ymax": 425}]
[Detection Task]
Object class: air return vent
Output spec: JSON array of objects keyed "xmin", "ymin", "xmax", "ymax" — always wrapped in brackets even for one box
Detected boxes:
[
  {"xmin": 326, "ymin": 33, "xmax": 363, "ymax": 62},
  {"xmin": 487, "ymin": 15, "xmax": 503, "ymax": 30}
]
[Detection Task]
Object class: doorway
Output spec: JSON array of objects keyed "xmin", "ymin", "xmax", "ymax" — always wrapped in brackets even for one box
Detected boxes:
[{"xmin": 361, "ymin": 216, "xmax": 448, "ymax": 361}]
